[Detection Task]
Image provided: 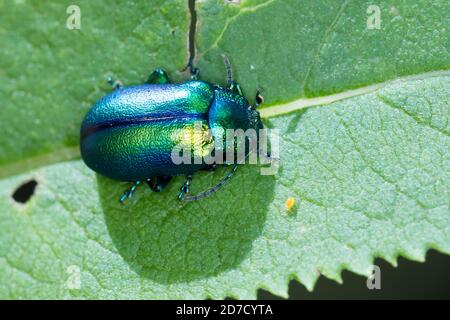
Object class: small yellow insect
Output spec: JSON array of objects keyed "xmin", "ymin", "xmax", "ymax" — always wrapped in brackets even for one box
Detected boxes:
[{"xmin": 285, "ymin": 197, "xmax": 296, "ymax": 211}]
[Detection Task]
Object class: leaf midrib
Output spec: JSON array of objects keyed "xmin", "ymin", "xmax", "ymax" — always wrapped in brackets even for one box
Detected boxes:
[{"xmin": 260, "ymin": 69, "xmax": 450, "ymax": 118}]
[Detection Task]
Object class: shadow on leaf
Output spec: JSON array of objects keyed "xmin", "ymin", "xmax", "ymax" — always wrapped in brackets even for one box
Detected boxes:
[{"xmin": 98, "ymin": 164, "xmax": 275, "ymax": 284}]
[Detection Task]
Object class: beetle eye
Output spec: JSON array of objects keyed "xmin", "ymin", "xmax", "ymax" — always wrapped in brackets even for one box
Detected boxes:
[{"xmin": 255, "ymin": 90, "xmax": 264, "ymax": 108}]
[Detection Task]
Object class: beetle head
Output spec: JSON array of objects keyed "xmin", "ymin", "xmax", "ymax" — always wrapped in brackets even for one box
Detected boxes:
[{"xmin": 210, "ymin": 86, "xmax": 263, "ymax": 133}]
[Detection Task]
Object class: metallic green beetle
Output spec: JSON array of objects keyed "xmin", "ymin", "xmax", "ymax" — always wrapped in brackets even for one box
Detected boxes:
[{"xmin": 80, "ymin": 57, "xmax": 264, "ymax": 202}]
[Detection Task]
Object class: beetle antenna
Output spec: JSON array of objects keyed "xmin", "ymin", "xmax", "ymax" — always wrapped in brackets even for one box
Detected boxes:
[
  {"xmin": 222, "ymin": 54, "xmax": 233, "ymax": 86},
  {"xmin": 181, "ymin": 164, "xmax": 238, "ymax": 202},
  {"xmin": 181, "ymin": 139, "xmax": 259, "ymax": 201}
]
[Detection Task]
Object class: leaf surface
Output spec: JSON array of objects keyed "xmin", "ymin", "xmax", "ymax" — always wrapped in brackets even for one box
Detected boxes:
[{"xmin": 0, "ymin": 0, "xmax": 449, "ymax": 299}]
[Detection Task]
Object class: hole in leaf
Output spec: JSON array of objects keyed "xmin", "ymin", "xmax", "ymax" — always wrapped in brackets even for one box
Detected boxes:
[{"xmin": 12, "ymin": 180, "xmax": 38, "ymax": 203}]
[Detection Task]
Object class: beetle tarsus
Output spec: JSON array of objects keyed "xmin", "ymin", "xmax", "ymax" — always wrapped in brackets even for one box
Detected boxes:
[
  {"xmin": 119, "ymin": 181, "xmax": 141, "ymax": 204},
  {"xmin": 178, "ymin": 175, "xmax": 193, "ymax": 200}
]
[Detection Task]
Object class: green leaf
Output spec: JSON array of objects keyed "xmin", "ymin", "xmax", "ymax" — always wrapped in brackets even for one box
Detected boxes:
[
  {"xmin": 197, "ymin": 0, "xmax": 449, "ymax": 104},
  {"xmin": 0, "ymin": 0, "xmax": 449, "ymax": 299},
  {"xmin": 0, "ymin": 0, "xmax": 189, "ymax": 170}
]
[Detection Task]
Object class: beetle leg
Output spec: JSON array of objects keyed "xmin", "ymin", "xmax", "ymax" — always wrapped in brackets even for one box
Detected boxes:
[
  {"xmin": 182, "ymin": 165, "xmax": 238, "ymax": 202},
  {"xmin": 107, "ymin": 76, "xmax": 123, "ymax": 90},
  {"xmin": 147, "ymin": 176, "xmax": 172, "ymax": 192},
  {"xmin": 178, "ymin": 175, "xmax": 193, "ymax": 200},
  {"xmin": 119, "ymin": 181, "xmax": 142, "ymax": 204},
  {"xmin": 146, "ymin": 69, "xmax": 171, "ymax": 84}
]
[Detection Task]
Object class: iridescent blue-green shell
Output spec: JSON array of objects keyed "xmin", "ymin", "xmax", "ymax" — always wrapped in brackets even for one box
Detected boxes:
[{"xmin": 80, "ymin": 81, "xmax": 215, "ymax": 181}]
